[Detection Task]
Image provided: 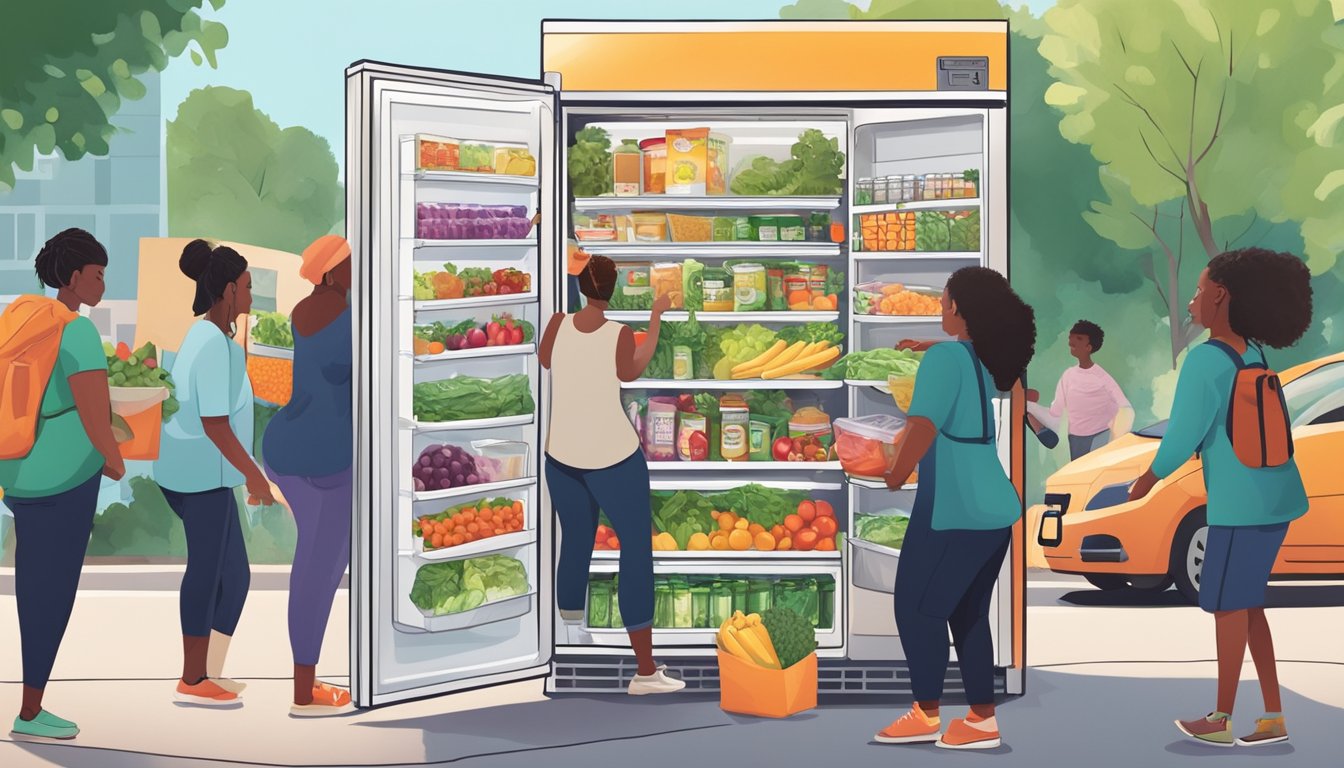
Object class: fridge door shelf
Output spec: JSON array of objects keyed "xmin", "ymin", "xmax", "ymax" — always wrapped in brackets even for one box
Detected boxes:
[
  {"xmin": 852, "ymin": 198, "xmax": 981, "ymax": 215},
  {"xmin": 396, "ymin": 592, "xmax": 536, "ymax": 635},
  {"xmin": 410, "ymin": 413, "xmax": 535, "ymax": 432},
  {"xmin": 412, "ymin": 343, "xmax": 535, "ymax": 363},
  {"xmin": 412, "ymin": 529, "xmax": 538, "ymax": 563},
  {"xmin": 405, "ymin": 170, "xmax": 540, "ymax": 188},
  {"xmin": 645, "ymin": 461, "xmax": 842, "ymax": 472},
  {"xmin": 846, "ymin": 474, "xmax": 917, "ymax": 491},
  {"xmin": 591, "ymin": 549, "xmax": 840, "ymax": 561},
  {"xmin": 848, "ymin": 537, "xmax": 901, "ymax": 594},
  {"xmin": 411, "ymin": 238, "xmax": 538, "ymax": 250},
  {"xmin": 851, "ymin": 252, "xmax": 981, "ymax": 262},
  {"xmin": 414, "ymin": 292, "xmax": 539, "ymax": 312},
  {"xmin": 574, "ymin": 195, "xmax": 842, "ymax": 212},
  {"xmin": 845, "ymin": 379, "xmax": 893, "ymax": 392},
  {"xmin": 622, "ymin": 379, "xmax": 843, "ymax": 391},
  {"xmin": 605, "ymin": 311, "xmax": 839, "ymax": 324},
  {"xmin": 579, "ymin": 243, "xmax": 842, "ymax": 258},
  {"xmin": 413, "ymin": 476, "xmax": 537, "ymax": 503},
  {"xmin": 853, "ymin": 315, "xmax": 942, "ymax": 324}
]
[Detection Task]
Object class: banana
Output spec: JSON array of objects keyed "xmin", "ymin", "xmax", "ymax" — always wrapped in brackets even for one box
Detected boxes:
[
  {"xmin": 720, "ymin": 625, "xmax": 755, "ymax": 664},
  {"xmin": 751, "ymin": 624, "xmax": 781, "ymax": 668},
  {"xmin": 747, "ymin": 613, "xmax": 761, "ymax": 627},
  {"xmin": 732, "ymin": 340, "xmax": 808, "ymax": 379},
  {"xmin": 735, "ymin": 623, "xmax": 781, "ymax": 669},
  {"xmin": 731, "ymin": 340, "xmax": 787, "ymax": 375}
]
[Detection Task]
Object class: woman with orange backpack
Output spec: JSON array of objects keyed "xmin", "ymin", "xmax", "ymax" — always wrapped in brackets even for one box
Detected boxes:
[
  {"xmin": 0, "ymin": 229, "xmax": 125, "ymax": 741},
  {"xmin": 1129, "ymin": 248, "xmax": 1313, "ymax": 748}
]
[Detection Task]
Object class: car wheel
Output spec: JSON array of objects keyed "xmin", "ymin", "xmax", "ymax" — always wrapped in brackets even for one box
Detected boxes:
[{"xmin": 1170, "ymin": 509, "xmax": 1209, "ymax": 605}]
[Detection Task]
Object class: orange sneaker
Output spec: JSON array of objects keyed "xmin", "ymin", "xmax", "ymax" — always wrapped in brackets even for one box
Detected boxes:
[
  {"xmin": 174, "ymin": 678, "xmax": 240, "ymax": 707},
  {"xmin": 875, "ymin": 704, "xmax": 942, "ymax": 744},
  {"xmin": 937, "ymin": 715, "xmax": 1001, "ymax": 750},
  {"xmin": 290, "ymin": 681, "xmax": 355, "ymax": 718}
]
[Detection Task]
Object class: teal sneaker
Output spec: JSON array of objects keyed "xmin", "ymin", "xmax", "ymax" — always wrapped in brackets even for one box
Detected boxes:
[{"xmin": 11, "ymin": 710, "xmax": 79, "ymax": 740}]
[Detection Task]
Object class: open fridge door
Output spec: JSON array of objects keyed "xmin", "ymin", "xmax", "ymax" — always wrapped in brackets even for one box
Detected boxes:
[
  {"xmin": 844, "ymin": 102, "xmax": 1023, "ymax": 693},
  {"xmin": 346, "ymin": 61, "xmax": 557, "ymax": 707}
]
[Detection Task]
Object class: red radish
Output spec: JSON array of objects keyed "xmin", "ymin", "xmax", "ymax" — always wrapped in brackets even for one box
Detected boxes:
[{"xmin": 144, "ymin": 358, "xmax": 157, "ymax": 369}]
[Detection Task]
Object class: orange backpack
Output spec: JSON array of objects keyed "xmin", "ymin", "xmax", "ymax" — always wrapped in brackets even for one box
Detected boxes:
[
  {"xmin": 1206, "ymin": 340, "xmax": 1293, "ymax": 468},
  {"xmin": 0, "ymin": 296, "xmax": 77, "ymax": 460}
]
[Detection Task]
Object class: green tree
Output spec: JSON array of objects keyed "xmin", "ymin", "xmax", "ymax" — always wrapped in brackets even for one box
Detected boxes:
[
  {"xmin": 168, "ymin": 86, "xmax": 343, "ymax": 254},
  {"xmin": 1040, "ymin": 0, "xmax": 1344, "ymax": 363},
  {"xmin": 0, "ymin": 0, "xmax": 227, "ymax": 189}
]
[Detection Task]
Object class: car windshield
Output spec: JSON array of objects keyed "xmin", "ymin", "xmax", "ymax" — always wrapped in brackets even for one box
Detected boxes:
[
  {"xmin": 1284, "ymin": 362, "xmax": 1344, "ymax": 427},
  {"xmin": 1134, "ymin": 421, "xmax": 1167, "ymax": 438}
]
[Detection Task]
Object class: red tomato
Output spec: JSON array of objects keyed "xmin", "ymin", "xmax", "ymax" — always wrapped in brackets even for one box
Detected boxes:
[
  {"xmin": 815, "ymin": 500, "xmax": 835, "ymax": 518},
  {"xmin": 795, "ymin": 529, "xmax": 818, "ymax": 551},
  {"xmin": 812, "ymin": 516, "xmax": 838, "ymax": 538},
  {"xmin": 797, "ymin": 500, "xmax": 816, "ymax": 524}
]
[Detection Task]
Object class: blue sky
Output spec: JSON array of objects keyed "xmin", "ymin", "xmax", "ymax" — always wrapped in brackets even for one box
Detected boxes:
[{"xmin": 162, "ymin": 0, "xmax": 1059, "ymax": 176}]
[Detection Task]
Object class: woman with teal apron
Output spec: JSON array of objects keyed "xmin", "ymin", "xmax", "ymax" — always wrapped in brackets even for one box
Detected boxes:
[{"xmin": 873, "ymin": 267, "xmax": 1035, "ymax": 751}]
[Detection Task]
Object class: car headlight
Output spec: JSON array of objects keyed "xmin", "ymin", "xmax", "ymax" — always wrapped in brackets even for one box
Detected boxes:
[{"xmin": 1084, "ymin": 481, "xmax": 1137, "ymax": 511}]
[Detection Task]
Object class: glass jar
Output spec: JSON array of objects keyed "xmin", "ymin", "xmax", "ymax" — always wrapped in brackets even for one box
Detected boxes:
[
  {"xmin": 691, "ymin": 583, "xmax": 711, "ymax": 629},
  {"xmin": 872, "ymin": 175, "xmax": 889, "ymax": 205},
  {"xmin": 587, "ymin": 578, "xmax": 612, "ymax": 629},
  {"xmin": 671, "ymin": 577, "xmax": 692, "ymax": 628},
  {"xmin": 818, "ymin": 578, "xmax": 835, "ymax": 630},
  {"xmin": 609, "ymin": 576, "xmax": 623, "ymax": 628},
  {"xmin": 855, "ymin": 178, "xmax": 874, "ymax": 206},
  {"xmin": 747, "ymin": 579, "xmax": 774, "ymax": 615},
  {"xmin": 731, "ymin": 580, "xmax": 748, "ymax": 616},
  {"xmin": 710, "ymin": 581, "xmax": 734, "ymax": 628},
  {"xmin": 639, "ymin": 137, "xmax": 666, "ymax": 195},
  {"xmin": 613, "ymin": 139, "xmax": 641, "ymax": 197},
  {"xmin": 653, "ymin": 582, "xmax": 674, "ymax": 629}
]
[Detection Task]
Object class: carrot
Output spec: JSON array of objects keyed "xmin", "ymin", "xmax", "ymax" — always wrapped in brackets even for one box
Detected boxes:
[
  {"xmin": 463, "ymin": 532, "xmax": 475, "ymax": 543},
  {"xmin": 431, "ymin": 533, "xmax": 443, "ymax": 549},
  {"xmin": 467, "ymin": 522, "xmax": 480, "ymax": 534},
  {"xmin": 512, "ymin": 501, "xmax": 524, "ymax": 515},
  {"xmin": 451, "ymin": 533, "xmax": 464, "ymax": 546},
  {"xmin": 453, "ymin": 525, "xmax": 467, "ymax": 535}
]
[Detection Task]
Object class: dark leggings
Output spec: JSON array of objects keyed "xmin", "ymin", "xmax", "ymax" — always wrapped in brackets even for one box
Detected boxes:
[
  {"xmin": 161, "ymin": 487, "xmax": 251, "ymax": 638},
  {"xmin": 894, "ymin": 443, "xmax": 1012, "ymax": 706},
  {"xmin": 6, "ymin": 472, "xmax": 100, "ymax": 689},
  {"xmin": 545, "ymin": 450, "xmax": 654, "ymax": 630}
]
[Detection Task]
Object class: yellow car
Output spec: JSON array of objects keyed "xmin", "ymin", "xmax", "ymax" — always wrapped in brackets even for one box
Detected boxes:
[{"xmin": 1029, "ymin": 352, "xmax": 1344, "ymax": 603}]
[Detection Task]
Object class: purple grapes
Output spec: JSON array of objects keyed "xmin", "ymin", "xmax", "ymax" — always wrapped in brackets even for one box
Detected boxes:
[{"xmin": 412, "ymin": 444, "xmax": 491, "ymax": 491}]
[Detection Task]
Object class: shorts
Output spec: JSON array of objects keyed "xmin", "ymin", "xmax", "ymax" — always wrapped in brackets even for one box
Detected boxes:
[{"xmin": 1199, "ymin": 522, "xmax": 1288, "ymax": 613}]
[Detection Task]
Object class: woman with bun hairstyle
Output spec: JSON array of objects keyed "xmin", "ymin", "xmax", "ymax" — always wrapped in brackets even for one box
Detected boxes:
[
  {"xmin": 156, "ymin": 239, "xmax": 273, "ymax": 707},
  {"xmin": 261, "ymin": 236, "xmax": 354, "ymax": 717},
  {"xmin": 539, "ymin": 254, "xmax": 684, "ymax": 696},
  {"xmin": 1129, "ymin": 249, "xmax": 1312, "ymax": 747},
  {"xmin": 0, "ymin": 229, "xmax": 123, "ymax": 740},
  {"xmin": 875, "ymin": 266, "xmax": 1035, "ymax": 750}
]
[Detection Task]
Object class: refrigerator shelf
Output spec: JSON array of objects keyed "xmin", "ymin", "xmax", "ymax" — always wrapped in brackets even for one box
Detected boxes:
[
  {"xmin": 845, "ymin": 379, "xmax": 892, "ymax": 392},
  {"xmin": 578, "ymin": 626, "xmax": 834, "ymax": 642},
  {"xmin": 650, "ymin": 479, "xmax": 842, "ymax": 492},
  {"xmin": 413, "ymin": 292, "xmax": 539, "ymax": 312},
  {"xmin": 405, "ymin": 170, "xmax": 539, "ymax": 188},
  {"xmin": 645, "ymin": 461, "xmax": 842, "ymax": 472},
  {"xmin": 852, "ymin": 315, "xmax": 941, "ymax": 324},
  {"xmin": 623, "ymin": 378, "xmax": 843, "ymax": 391},
  {"xmin": 411, "ymin": 530, "xmax": 537, "ymax": 562},
  {"xmin": 412, "ymin": 343, "xmax": 535, "ymax": 363},
  {"xmin": 846, "ymin": 474, "xmax": 917, "ymax": 491},
  {"xmin": 852, "ymin": 198, "xmax": 981, "ymax": 215},
  {"xmin": 410, "ymin": 413, "xmax": 535, "ymax": 432},
  {"xmin": 413, "ymin": 476, "xmax": 537, "ymax": 504},
  {"xmin": 850, "ymin": 251, "xmax": 981, "ymax": 261},
  {"xmin": 412, "ymin": 238, "xmax": 538, "ymax": 249},
  {"xmin": 605, "ymin": 310, "xmax": 839, "ymax": 324},
  {"xmin": 578, "ymin": 242, "xmax": 842, "ymax": 258},
  {"xmin": 574, "ymin": 195, "xmax": 842, "ymax": 212},
  {"xmin": 396, "ymin": 592, "xmax": 535, "ymax": 634},
  {"xmin": 591, "ymin": 550, "xmax": 840, "ymax": 561}
]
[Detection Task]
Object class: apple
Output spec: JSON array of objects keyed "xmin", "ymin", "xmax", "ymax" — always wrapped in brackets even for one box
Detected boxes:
[
  {"xmin": 466, "ymin": 328, "xmax": 487, "ymax": 348},
  {"xmin": 772, "ymin": 437, "xmax": 793, "ymax": 462}
]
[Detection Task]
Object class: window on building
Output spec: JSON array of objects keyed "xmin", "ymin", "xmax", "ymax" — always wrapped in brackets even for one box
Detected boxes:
[{"xmin": 0, "ymin": 214, "xmax": 14, "ymax": 260}]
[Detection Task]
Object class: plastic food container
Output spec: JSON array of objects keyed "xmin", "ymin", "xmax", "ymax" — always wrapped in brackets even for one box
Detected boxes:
[
  {"xmin": 707, "ymin": 133, "xmax": 731, "ymax": 196},
  {"xmin": 651, "ymin": 262, "xmax": 684, "ymax": 308},
  {"xmin": 416, "ymin": 134, "xmax": 460, "ymax": 171},
  {"xmin": 731, "ymin": 264, "xmax": 768, "ymax": 312},
  {"xmin": 748, "ymin": 216, "xmax": 779, "ymax": 242},
  {"xmin": 458, "ymin": 140, "xmax": 496, "ymax": 173},
  {"xmin": 667, "ymin": 214, "xmax": 714, "ymax": 242},
  {"xmin": 632, "ymin": 212, "xmax": 668, "ymax": 242},
  {"xmin": 777, "ymin": 215, "xmax": 806, "ymax": 242},
  {"xmin": 493, "ymin": 142, "xmax": 536, "ymax": 177},
  {"xmin": 833, "ymin": 413, "xmax": 906, "ymax": 479},
  {"xmin": 640, "ymin": 137, "xmax": 666, "ymax": 194},
  {"xmin": 470, "ymin": 439, "xmax": 530, "ymax": 481}
]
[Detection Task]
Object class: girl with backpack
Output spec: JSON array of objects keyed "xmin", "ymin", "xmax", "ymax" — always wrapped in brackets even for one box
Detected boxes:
[
  {"xmin": 1129, "ymin": 248, "xmax": 1312, "ymax": 747},
  {"xmin": 155, "ymin": 240, "xmax": 274, "ymax": 708},
  {"xmin": 874, "ymin": 267, "xmax": 1035, "ymax": 750},
  {"xmin": 0, "ymin": 229, "xmax": 124, "ymax": 740}
]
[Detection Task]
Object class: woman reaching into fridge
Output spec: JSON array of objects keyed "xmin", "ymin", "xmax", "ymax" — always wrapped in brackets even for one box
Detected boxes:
[
  {"xmin": 876, "ymin": 266, "xmax": 1035, "ymax": 750},
  {"xmin": 263, "ymin": 235, "xmax": 355, "ymax": 717},
  {"xmin": 540, "ymin": 254, "xmax": 684, "ymax": 695}
]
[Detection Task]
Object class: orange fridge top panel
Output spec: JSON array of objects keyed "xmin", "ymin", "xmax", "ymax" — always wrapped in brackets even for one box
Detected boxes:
[{"xmin": 542, "ymin": 21, "xmax": 1007, "ymax": 93}]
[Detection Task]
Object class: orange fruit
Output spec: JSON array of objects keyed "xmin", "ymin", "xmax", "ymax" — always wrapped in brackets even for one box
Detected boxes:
[
  {"xmin": 813, "ymin": 516, "xmax": 838, "ymax": 538},
  {"xmin": 797, "ymin": 501, "xmax": 816, "ymax": 524},
  {"xmin": 748, "ymin": 523, "xmax": 765, "ymax": 537},
  {"xmin": 777, "ymin": 537, "xmax": 792, "ymax": 551},
  {"xmin": 607, "ymin": 536, "xmax": 620, "ymax": 549},
  {"xmin": 734, "ymin": 518, "xmax": 750, "ymax": 531},
  {"xmin": 816, "ymin": 537, "xmax": 836, "ymax": 552},
  {"xmin": 770, "ymin": 525, "xmax": 786, "ymax": 541},
  {"xmin": 754, "ymin": 532, "xmax": 776, "ymax": 551},
  {"xmin": 728, "ymin": 529, "xmax": 753, "ymax": 551},
  {"xmin": 783, "ymin": 514, "xmax": 804, "ymax": 533},
  {"xmin": 718, "ymin": 514, "xmax": 737, "ymax": 532},
  {"xmin": 711, "ymin": 532, "xmax": 729, "ymax": 550},
  {"xmin": 815, "ymin": 500, "xmax": 835, "ymax": 518},
  {"xmin": 427, "ymin": 341, "xmax": 445, "ymax": 355},
  {"xmin": 795, "ymin": 529, "xmax": 818, "ymax": 551}
]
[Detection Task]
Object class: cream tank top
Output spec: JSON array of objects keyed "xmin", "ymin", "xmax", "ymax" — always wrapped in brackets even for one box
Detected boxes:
[{"xmin": 545, "ymin": 316, "xmax": 641, "ymax": 468}]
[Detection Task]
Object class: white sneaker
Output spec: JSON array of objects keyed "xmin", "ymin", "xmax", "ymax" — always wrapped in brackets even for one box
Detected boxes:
[{"xmin": 628, "ymin": 668, "xmax": 686, "ymax": 696}]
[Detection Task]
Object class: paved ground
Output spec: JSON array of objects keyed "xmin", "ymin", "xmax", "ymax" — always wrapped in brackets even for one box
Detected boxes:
[{"xmin": 1, "ymin": 570, "xmax": 1341, "ymax": 767}]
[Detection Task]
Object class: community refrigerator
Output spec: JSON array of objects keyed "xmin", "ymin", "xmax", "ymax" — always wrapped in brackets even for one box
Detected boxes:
[{"xmin": 346, "ymin": 20, "xmax": 1025, "ymax": 707}]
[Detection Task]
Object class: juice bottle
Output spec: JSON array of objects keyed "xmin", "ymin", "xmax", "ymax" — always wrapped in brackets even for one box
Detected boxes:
[{"xmin": 613, "ymin": 139, "xmax": 641, "ymax": 197}]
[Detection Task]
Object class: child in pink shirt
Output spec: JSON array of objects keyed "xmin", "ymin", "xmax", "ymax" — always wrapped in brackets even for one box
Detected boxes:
[{"xmin": 1027, "ymin": 320, "xmax": 1132, "ymax": 460}]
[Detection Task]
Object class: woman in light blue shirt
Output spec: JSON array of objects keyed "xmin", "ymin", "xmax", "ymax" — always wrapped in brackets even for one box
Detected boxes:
[
  {"xmin": 1129, "ymin": 249, "xmax": 1312, "ymax": 747},
  {"xmin": 156, "ymin": 239, "xmax": 273, "ymax": 708},
  {"xmin": 875, "ymin": 267, "xmax": 1035, "ymax": 750}
]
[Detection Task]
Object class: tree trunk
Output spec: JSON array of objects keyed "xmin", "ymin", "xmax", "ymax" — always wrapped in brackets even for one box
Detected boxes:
[
  {"xmin": 1167, "ymin": 250, "xmax": 1183, "ymax": 369},
  {"xmin": 1186, "ymin": 171, "xmax": 1220, "ymax": 259}
]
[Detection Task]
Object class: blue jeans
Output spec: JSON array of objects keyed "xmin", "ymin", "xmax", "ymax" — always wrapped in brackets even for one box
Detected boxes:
[
  {"xmin": 894, "ymin": 442, "xmax": 1011, "ymax": 705},
  {"xmin": 5, "ymin": 472, "xmax": 100, "ymax": 689},
  {"xmin": 1068, "ymin": 429, "xmax": 1110, "ymax": 461},
  {"xmin": 161, "ymin": 487, "xmax": 251, "ymax": 638},
  {"xmin": 545, "ymin": 450, "xmax": 654, "ymax": 630}
]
